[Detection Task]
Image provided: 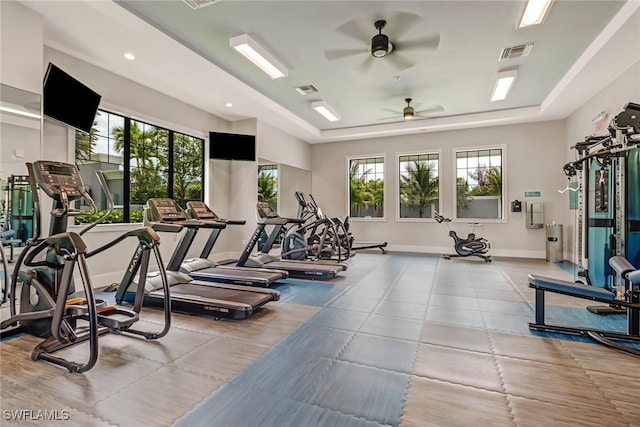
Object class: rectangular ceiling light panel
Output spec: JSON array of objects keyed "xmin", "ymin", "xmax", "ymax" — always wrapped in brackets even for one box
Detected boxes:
[
  {"xmin": 183, "ymin": 0, "xmax": 221, "ymax": 10},
  {"xmin": 230, "ymin": 34, "xmax": 288, "ymax": 79},
  {"xmin": 519, "ymin": 0, "xmax": 553, "ymax": 28},
  {"xmin": 312, "ymin": 101, "xmax": 341, "ymax": 122},
  {"xmin": 490, "ymin": 70, "xmax": 518, "ymax": 102}
]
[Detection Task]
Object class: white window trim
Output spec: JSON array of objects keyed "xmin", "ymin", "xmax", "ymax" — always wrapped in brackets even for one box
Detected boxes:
[
  {"xmin": 452, "ymin": 144, "xmax": 507, "ymax": 222},
  {"xmin": 346, "ymin": 153, "xmax": 387, "ymax": 221},
  {"xmin": 395, "ymin": 149, "xmax": 443, "ymax": 222}
]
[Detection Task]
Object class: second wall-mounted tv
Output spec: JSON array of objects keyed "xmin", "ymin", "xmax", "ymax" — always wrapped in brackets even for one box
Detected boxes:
[
  {"xmin": 43, "ymin": 62, "xmax": 101, "ymax": 134},
  {"xmin": 209, "ymin": 131, "xmax": 256, "ymax": 161}
]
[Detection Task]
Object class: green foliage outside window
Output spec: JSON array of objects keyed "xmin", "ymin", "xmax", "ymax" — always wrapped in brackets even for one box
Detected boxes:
[
  {"xmin": 349, "ymin": 158, "xmax": 384, "ymax": 218},
  {"xmin": 258, "ymin": 166, "xmax": 278, "ymax": 212},
  {"xmin": 399, "ymin": 158, "xmax": 439, "ymax": 218}
]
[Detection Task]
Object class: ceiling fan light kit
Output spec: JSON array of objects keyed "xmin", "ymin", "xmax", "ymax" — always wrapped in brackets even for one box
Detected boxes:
[
  {"xmin": 371, "ymin": 20, "xmax": 392, "ymax": 57},
  {"xmin": 403, "ymin": 98, "xmax": 414, "ymax": 120}
]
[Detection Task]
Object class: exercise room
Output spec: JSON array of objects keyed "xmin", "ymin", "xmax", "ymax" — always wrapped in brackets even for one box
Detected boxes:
[{"xmin": 1, "ymin": 1, "xmax": 639, "ymax": 426}]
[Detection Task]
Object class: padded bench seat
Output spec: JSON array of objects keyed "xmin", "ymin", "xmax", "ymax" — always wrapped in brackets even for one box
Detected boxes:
[{"xmin": 528, "ymin": 274, "xmax": 615, "ymax": 302}]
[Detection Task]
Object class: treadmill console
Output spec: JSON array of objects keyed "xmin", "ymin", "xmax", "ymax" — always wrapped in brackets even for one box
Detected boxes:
[
  {"xmin": 186, "ymin": 201, "xmax": 217, "ymax": 220},
  {"xmin": 32, "ymin": 161, "xmax": 85, "ymax": 203},
  {"xmin": 146, "ymin": 198, "xmax": 188, "ymax": 222}
]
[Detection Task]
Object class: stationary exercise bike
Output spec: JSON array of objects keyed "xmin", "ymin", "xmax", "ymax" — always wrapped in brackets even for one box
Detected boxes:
[{"xmin": 434, "ymin": 211, "xmax": 491, "ymax": 262}]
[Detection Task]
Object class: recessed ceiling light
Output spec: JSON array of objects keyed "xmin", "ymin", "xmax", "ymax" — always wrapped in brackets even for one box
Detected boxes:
[
  {"xmin": 124, "ymin": 52, "xmax": 135, "ymax": 60},
  {"xmin": 225, "ymin": 102, "xmax": 233, "ymax": 107}
]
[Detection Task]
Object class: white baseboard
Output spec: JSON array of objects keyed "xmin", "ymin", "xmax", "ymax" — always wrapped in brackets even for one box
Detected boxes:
[{"xmin": 387, "ymin": 244, "xmax": 546, "ymax": 259}]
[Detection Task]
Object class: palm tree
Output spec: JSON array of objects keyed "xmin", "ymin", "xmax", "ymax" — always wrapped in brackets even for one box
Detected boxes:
[
  {"xmin": 113, "ymin": 122, "xmax": 168, "ymax": 205},
  {"xmin": 400, "ymin": 160, "xmax": 439, "ymax": 218},
  {"xmin": 349, "ymin": 162, "xmax": 372, "ymax": 217},
  {"xmin": 456, "ymin": 177, "xmax": 473, "ymax": 215},
  {"xmin": 470, "ymin": 167, "xmax": 502, "ymax": 196},
  {"xmin": 366, "ymin": 178, "xmax": 384, "ymax": 217},
  {"xmin": 258, "ymin": 170, "xmax": 278, "ymax": 210},
  {"xmin": 173, "ymin": 134, "xmax": 203, "ymax": 206},
  {"xmin": 75, "ymin": 121, "xmax": 98, "ymax": 163}
]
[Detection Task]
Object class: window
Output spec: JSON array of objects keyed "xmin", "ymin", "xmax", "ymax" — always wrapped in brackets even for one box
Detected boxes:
[
  {"xmin": 75, "ymin": 109, "xmax": 204, "ymax": 223},
  {"xmin": 258, "ymin": 164, "xmax": 278, "ymax": 212},
  {"xmin": 348, "ymin": 156, "xmax": 384, "ymax": 218},
  {"xmin": 455, "ymin": 148, "xmax": 503, "ymax": 219},
  {"xmin": 398, "ymin": 152, "xmax": 439, "ymax": 219}
]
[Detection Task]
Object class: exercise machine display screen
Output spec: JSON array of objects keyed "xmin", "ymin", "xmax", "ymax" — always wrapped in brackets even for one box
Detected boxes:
[
  {"xmin": 33, "ymin": 160, "xmax": 84, "ymax": 201},
  {"xmin": 187, "ymin": 202, "xmax": 216, "ymax": 220},
  {"xmin": 147, "ymin": 198, "xmax": 188, "ymax": 222}
]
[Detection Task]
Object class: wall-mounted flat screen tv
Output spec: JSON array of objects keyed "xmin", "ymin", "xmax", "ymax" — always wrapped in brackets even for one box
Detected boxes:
[
  {"xmin": 209, "ymin": 131, "xmax": 256, "ymax": 161},
  {"xmin": 43, "ymin": 62, "xmax": 101, "ymax": 134}
]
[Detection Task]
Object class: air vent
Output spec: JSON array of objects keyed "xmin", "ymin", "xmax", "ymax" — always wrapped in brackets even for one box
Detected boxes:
[
  {"xmin": 499, "ymin": 42, "xmax": 535, "ymax": 60},
  {"xmin": 183, "ymin": 0, "xmax": 221, "ymax": 10},
  {"xmin": 295, "ymin": 85, "xmax": 319, "ymax": 96}
]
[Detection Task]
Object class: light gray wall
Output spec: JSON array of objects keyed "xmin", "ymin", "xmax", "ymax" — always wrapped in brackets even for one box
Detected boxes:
[
  {"xmin": 311, "ymin": 120, "xmax": 568, "ymax": 258},
  {"xmin": 0, "ymin": 1, "xmax": 43, "ymax": 178},
  {"xmin": 279, "ymin": 164, "xmax": 312, "ymax": 219}
]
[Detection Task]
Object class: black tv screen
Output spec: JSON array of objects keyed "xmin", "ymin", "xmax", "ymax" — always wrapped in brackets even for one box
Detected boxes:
[
  {"xmin": 209, "ymin": 132, "xmax": 256, "ymax": 161},
  {"xmin": 43, "ymin": 63, "xmax": 101, "ymax": 134}
]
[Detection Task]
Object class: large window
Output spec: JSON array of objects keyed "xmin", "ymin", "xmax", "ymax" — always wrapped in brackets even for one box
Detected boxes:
[
  {"xmin": 398, "ymin": 152, "xmax": 439, "ymax": 219},
  {"xmin": 75, "ymin": 110, "xmax": 204, "ymax": 223},
  {"xmin": 348, "ymin": 156, "xmax": 384, "ymax": 218},
  {"xmin": 258, "ymin": 164, "xmax": 278, "ymax": 212},
  {"xmin": 455, "ymin": 147, "xmax": 503, "ymax": 219}
]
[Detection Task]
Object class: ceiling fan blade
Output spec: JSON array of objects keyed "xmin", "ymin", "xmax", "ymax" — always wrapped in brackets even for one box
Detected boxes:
[
  {"xmin": 355, "ymin": 56, "xmax": 375, "ymax": 73},
  {"xmin": 377, "ymin": 115, "xmax": 402, "ymax": 121},
  {"xmin": 387, "ymin": 11, "xmax": 422, "ymax": 39},
  {"xmin": 396, "ymin": 34, "xmax": 441, "ymax": 52},
  {"xmin": 335, "ymin": 19, "xmax": 372, "ymax": 45},
  {"xmin": 324, "ymin": 48, "xmax": 367, "ymax": 61},
  {"xmin": 415, "ymin": 105, "xmax": 445, "ymax": 116},
  {"xmin": 381, "ymin": 107, "xmax": 402, "ymax": 115},
  {"xmin": 387, "ymin": 53, "xmax": 415, "ymax": 71}
]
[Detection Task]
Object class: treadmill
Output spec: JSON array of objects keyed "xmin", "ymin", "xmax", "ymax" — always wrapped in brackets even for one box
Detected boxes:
[
  {"xmin": 176, "ymin": 200, "xmax": 289, "ymax": 287},
  {"xmin": 115, "ymin": 198, "xmax": 279, "ymax": 320},
  {"xmin": 235, "ymin": 203, "xmax": 347, "ymax": 280}
]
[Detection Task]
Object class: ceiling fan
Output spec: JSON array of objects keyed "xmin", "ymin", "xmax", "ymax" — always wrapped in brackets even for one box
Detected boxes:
[
  {"xmin": 379, "ymin": 98, "xmax": 444, "ymax": 121},
  {"xmin": 324, "ymin": 12, "xmax": 440, "ymax": 72}
]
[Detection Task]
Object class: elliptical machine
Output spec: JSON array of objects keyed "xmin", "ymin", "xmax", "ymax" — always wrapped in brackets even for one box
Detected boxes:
[
  {"xmin": 434, "ymin": 211, "xmax": 491, "ymax": 262},
  {"xmin": 0, "ymin": 161, "xmax": 171, "ymax": 373}
]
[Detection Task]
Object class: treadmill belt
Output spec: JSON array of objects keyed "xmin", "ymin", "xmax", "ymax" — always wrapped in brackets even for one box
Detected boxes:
[
  {"xmin": 151, "ymin": 283, "xmax": 274, "ymax": 307},
  {"xmin": 192, "ymin": 267, "xmax": 283, "ymax": 286},
  {"xmin": 265, "ymin": 261, "xmax": 342, "ymax": 279}
]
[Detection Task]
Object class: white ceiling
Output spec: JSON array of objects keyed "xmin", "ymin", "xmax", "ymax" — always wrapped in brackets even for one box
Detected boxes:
[{"xmin": 18, "ymin": 0, "xmax": 640, "ymax": 143}]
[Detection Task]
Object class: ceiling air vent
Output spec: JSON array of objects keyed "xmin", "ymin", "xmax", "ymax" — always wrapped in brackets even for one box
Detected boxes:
[
  {"xmin": 295, "ymin": 85, "xmax": 320, "ymax": 96},
  {"xmin": 183, "ymin": 0, "xmax": 221, "ymax": 10},
  {"xmin": 499, "ymin": 42, "xmax": 535, "ymax": 60}
]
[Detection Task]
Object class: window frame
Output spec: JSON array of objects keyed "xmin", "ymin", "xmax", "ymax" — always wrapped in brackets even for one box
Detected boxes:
[
  {"xmin": 452, "ymin": 144, "xmax": 507, "ymax": 222},
  {"xmin": 346, "ymin": 154, "xmax": 386, "ymax": 221},
  {"xmin": 75, "ymin": 108, "xmax": 205, "ymax": 223},
  {"xmin": 396, "ymin": 149, "xmax": 442, "ymax": 222}
]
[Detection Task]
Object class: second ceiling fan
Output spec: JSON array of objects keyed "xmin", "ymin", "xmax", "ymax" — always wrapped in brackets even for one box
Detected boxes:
[{"xmin": 379, "ymin": 98, "xmax": 444, "ymax": 121}]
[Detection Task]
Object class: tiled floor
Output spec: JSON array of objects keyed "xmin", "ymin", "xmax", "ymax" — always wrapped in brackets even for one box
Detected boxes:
[{"xmin": 1, "ymin": 253, "xmax": 639, "ymax": 426}]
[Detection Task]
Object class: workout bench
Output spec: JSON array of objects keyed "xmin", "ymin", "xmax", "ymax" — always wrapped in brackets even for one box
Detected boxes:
[{"xmin": 528, "ymin": 256, "xmax": 640, "ymax": 356}]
